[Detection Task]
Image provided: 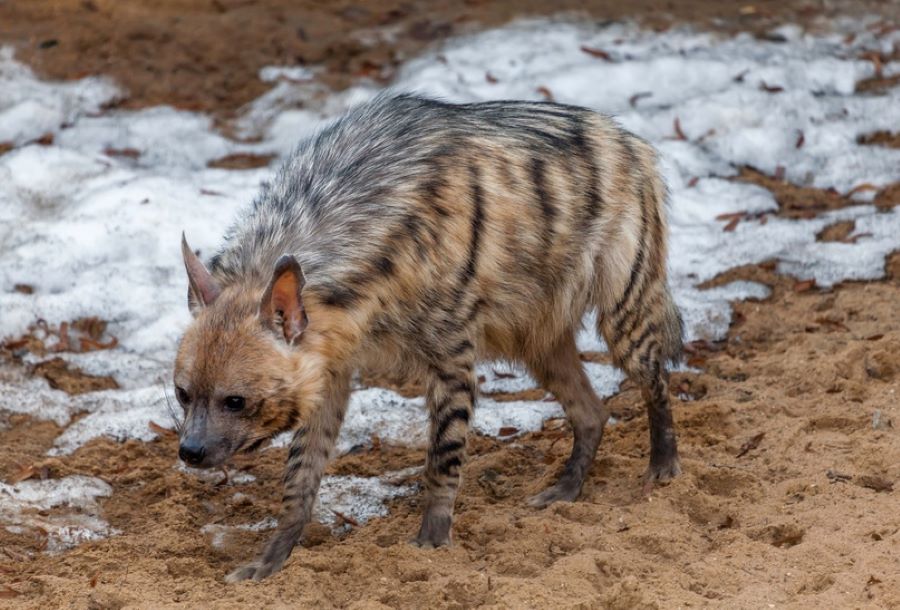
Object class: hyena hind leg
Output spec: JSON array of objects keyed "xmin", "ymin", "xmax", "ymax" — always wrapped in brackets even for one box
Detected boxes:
[
  {"xmin": 413, "ymin": 344, "xmax": 476, "ymax": 548},
  {"xmin": 526, "ymin": 332, "xmax": 610, "ymax": 509},
  {"xmin": 600, "ymin": 290, "xmax": 683, "ymax": 493}
]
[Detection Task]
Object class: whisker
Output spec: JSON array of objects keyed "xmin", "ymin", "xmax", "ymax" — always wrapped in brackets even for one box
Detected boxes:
[{"xmin": 160, "ymin": 381, "xmax": 184, "ymax": 436}]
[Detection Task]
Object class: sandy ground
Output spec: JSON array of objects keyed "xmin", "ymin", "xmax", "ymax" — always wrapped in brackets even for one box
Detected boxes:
[{"xmin": 2, "ymin": 1, "xmax": 900, "ymax": 608}]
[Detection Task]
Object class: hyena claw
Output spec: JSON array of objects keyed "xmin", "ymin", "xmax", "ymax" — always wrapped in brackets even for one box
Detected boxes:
[
  {"xmin": 641, "ymin": 455, "xmax": 682, "ymax": 496},
  {"xmin": 527, "ymin": 481, "xmax": 583, "ymax": 509},
  {"xmin": 224, "ymin": 561, "xmax": 269, "ymax": 583},
  {"xmin": 412, "ymin": 511, "xmax": 452, "ymax": 548}
]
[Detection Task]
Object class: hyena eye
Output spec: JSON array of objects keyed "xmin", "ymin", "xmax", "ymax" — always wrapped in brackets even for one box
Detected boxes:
[
  {"xmin": 175, "ymin": 386, "xmax": 190, "ymax": 404},
  {"xmin": 223, "ymin": 396, "xmax": 246, "ymax": 412}
]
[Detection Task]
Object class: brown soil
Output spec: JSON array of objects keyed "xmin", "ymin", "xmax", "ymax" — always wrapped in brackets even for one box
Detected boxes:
[{"xmin": 1, "ymin": 0, "xmax": 898, "ymax": 124}]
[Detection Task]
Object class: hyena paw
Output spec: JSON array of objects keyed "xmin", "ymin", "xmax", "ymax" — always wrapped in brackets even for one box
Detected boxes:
[
  {"xmin": 642, "ymin": 456, "xmax": 682, "ymax": 495},
  {"xmin": 527, "ymin": 480, "xmax": 582, "ymax": 509},
  {"xmin": 224, "ymin": 560, "xmax": 280, "ymax": 583},
  {"xmin": 411, "ymin": 512, "xmax": 451, "ymax": 549}
]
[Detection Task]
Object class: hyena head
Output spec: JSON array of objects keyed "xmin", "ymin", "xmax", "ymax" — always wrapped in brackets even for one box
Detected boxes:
[{"xmin": 173, "ymin": 235, "xmax": 321, "ymax": 468}]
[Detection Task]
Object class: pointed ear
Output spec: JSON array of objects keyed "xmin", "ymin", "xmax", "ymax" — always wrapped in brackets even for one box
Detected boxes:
[
  {"xmin": 181, "ymin": 233, "xmax": 221, "ymax": 315},
  {"xmin": 260, "ymin": 255, "xmax": 308, "ymax": 345}
]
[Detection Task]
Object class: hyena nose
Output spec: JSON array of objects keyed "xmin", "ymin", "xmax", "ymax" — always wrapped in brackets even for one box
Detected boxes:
[{"xmin": 178, "ymin": 443, "xmax": 206, "ymax": 466}]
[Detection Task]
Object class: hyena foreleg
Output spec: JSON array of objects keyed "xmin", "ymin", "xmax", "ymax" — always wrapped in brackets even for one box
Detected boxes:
[
  {"xmin": 526, "ymin": 332, "xmax": 610, "ymax": 508},
  {"xmin": 414, "ymin": 339, "xmax": 476, "ymax": 548},
  {"xmin": 226, "ymin": 371, "xmax": 351, "ymax": 582}
]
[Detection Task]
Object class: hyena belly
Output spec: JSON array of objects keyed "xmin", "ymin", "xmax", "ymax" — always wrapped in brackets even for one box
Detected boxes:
[{"xmin": 184, "ymin": 94, "xmax": 683, "ymax": 581}]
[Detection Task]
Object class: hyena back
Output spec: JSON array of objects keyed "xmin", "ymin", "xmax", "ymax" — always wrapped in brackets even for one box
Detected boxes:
[{"xmin": 174, "ymin": 93, "xmax": 683, "ymax": 582}]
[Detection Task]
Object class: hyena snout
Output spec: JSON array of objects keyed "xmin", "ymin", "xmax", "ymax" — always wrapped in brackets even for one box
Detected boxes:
[
  {"xmin": 178, "ymin": 442, "xmax": 206, "ymax": 466},
  {"xmin": 178, "ymin": 408, "xmax": 230, "ymax": 468}
]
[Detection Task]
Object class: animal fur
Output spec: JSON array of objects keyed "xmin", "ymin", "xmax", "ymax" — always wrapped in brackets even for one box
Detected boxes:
[{"xmin": 174, "ymin": 93, "xmax": 684, "ymax": 582}]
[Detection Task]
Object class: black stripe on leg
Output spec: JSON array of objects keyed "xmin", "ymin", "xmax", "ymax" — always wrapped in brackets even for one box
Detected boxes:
[
  {"xmin": 622, "ymin": 325, "xmax": 658, "ymax": 365},
  {"xmin": 434, "ymin": 407, "xmax": 471, "ymax": 441},
  {"xmin": 449, "ymin": 379, "xmax": 475, "ymax": 398},
  {"xmin": 437, "ymin": 456, "xmax": 463, "ymax": 475},
  {"xmin": 618, "ymin": 287, "xmax": 663, "ymax": 346},
  {"xmin": 431, "ymin": 440, "xmax": 465, "ymax": 456}
]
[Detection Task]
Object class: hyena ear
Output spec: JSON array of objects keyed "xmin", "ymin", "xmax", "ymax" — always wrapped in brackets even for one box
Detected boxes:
[
  {"xmin": 260, "ymin": 255, "xmax": 308, "ymax": 346},
  {"xmin": 181, "ymin": 233, "xmax": 221, "ymax": 315}
]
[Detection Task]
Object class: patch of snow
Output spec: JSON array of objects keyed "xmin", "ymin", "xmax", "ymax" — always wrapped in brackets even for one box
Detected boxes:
[
  {"xmin": 337, "ymin": 388, "xmax": 428, "ymax": 452},
  {"xmin": 0, "ymin": 47, "xmax": 120, "ymax": 145},
  {"xmin": 0, "ymin": 475, "xmax": 117, "ymax": 553},
  {"xmin": 259, "ymin": 66, "xmax": 316, "ymax": 83},
  {"xmin": 200, "ymin": 471, "xmax": 415, "ymax": 548},
  {"xmin": 315, "ymin": 473, "xmax": 416, "ymax": 526}
]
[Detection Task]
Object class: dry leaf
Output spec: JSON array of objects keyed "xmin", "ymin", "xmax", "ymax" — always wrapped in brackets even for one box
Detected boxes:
[
  {"xmin": 104, "ymin": 147, "xmax": 141, "ymax": 159},
  {"xmin": 826, "ymin": 469, "xmax": 852, "ymax": 483},
  {"xmin": 485, "ymin": 72, "xmax": 498, "ymax": 84},
  {"xmin": 857, "ymin": 475, "xmax": 893, "ymax": 493},
  {"xmin": 497, "ymin": 426, "xmax": 519, "ymax": 436},
  {"xmin": 628, "ymin": 91, "xmax": 652, "ymax": 107},
  {"xmin": 759, "ymin": 81, "xmax": 784, "ymax": 93},
  {"xmin": 673, "ymin": 118, "xmax": 687, "ymax": 141},
  {"xmin": 8, "ymin": 464, "xmax": 36, "ymax": 484},
  {"xmin": 795, "ymin": 131, "xmax": 805, "ymax": 148},
  {"xmin": 723, "ymin": 216, "xmax": 742, "ymax": 232},
  {"xmin": 53, "ymin": 321, "xmax": 71, "ymax": 352},
  {"xmin": 580, "ymin": 45, "xmax": 612, "ymax": 61},
  {"xmin": 793, "ymin": 279, "xmax": 817, "ymax": 293},
  {"xmin": 332, "ymin": 509, "xmax": 359, "ymax": 527},
  {"xmin": 860, "ymin": 51, "xmax": 884, "ymax": 77},
  {"xmin": 736, "ymin": 432, "xmax": 765, "ymax": 457},
  {"xmin": 148, "ymin": 420, "xmax": 177, "ymax": 439},
  {"xmin": 536, "ymin": 86, "xmax": 554, "ymax": 101}
]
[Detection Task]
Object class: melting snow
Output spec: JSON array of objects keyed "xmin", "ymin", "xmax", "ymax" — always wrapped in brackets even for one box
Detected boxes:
[
  {"xmin": 0, "ymin": 475, "xmax": 117, "ymax": 553},
  {"xmin": 200, "ymin": 471, "xmax": 416, "ymax": 549}
]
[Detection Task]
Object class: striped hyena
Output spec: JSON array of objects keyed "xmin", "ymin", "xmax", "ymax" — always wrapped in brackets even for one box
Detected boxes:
[{"xmin": 174, "ymin": 93, "xmax": 683, "ymax": 582}]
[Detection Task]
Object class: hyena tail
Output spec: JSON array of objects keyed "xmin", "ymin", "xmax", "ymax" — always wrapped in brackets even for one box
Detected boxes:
[
  {"xmin": 595, "ymin": 156, "xmax": 684, "ymax": 483},
  {"xmin": 596, "ymin": 142, "xmax": 683, "ymax": 375},
  {"xmin": 658, "ymin": 288, "xmax": 684, "ymax": 367}
]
